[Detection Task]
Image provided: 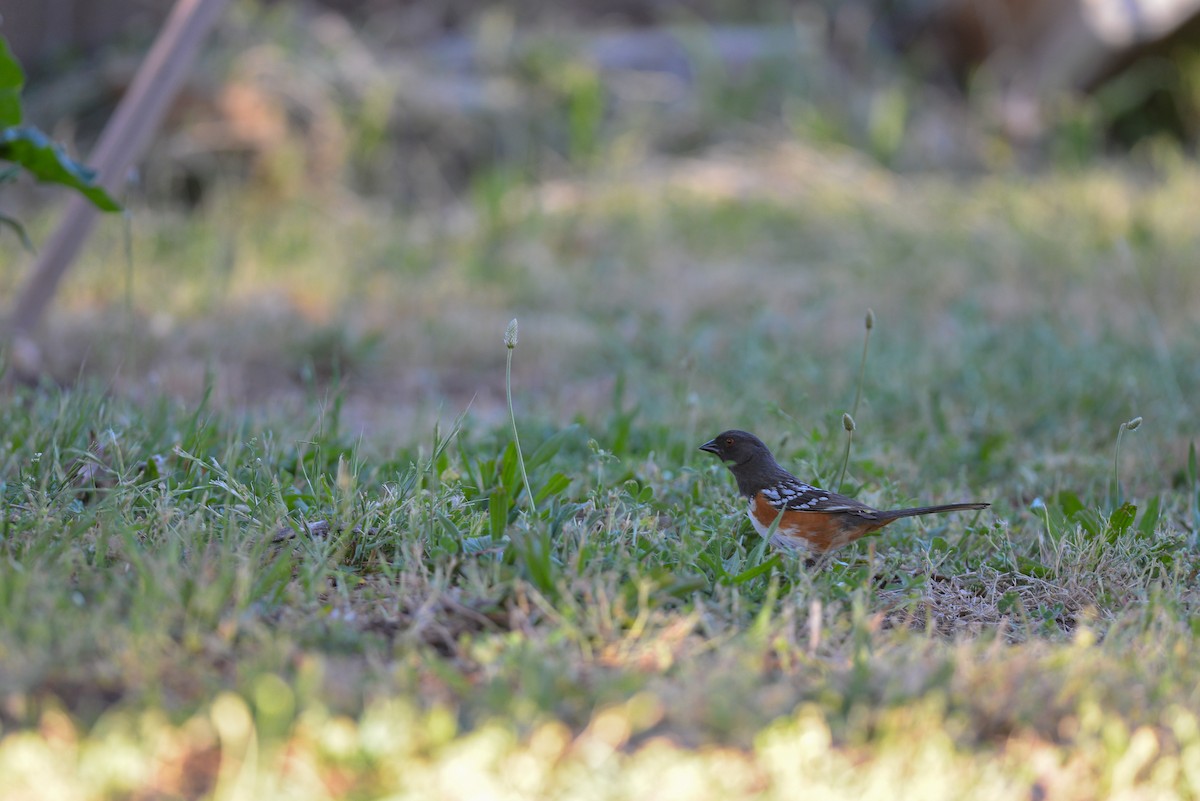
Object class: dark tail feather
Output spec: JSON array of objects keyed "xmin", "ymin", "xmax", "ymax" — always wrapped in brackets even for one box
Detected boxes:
[{"xmin": 879, "ymin": 502, "xmax": 989, "ymax": 522}]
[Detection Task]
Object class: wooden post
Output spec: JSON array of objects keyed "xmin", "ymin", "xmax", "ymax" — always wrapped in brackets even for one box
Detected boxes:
[{"xmin": 8, "ymin": 0, "xmax": 230, "ymax": 339}]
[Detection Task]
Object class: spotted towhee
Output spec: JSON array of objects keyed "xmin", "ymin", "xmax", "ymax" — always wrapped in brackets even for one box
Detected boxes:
[{"xmin": 700, "ymin": 430, "xmax": 989, "ymax": 554}]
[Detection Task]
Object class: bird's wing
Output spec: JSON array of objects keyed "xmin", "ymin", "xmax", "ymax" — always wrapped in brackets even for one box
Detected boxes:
[{"xmin": 760, "ymin": 477, "xmax": 880, "ymax": 519}]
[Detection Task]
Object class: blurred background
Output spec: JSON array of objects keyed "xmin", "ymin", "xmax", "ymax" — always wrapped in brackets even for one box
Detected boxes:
[{"xmin": 2, "ymin": 0, "xmax": 1199, "ymax": 448}]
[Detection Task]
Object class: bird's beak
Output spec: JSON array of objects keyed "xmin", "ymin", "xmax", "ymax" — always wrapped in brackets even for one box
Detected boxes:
[{"xmin": 699, "ymin": 439, "xmax": 721, "ymax": 456}]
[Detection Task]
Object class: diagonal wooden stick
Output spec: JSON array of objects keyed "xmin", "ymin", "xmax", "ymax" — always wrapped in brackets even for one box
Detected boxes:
[{"xmin": 8, "ymin": 0, "xmax": 230, "ymax": 340}]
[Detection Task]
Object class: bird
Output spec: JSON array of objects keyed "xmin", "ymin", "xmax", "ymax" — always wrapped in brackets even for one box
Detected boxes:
[{"xmin": 699, "ymin": 429, "xmax": 988, "ymax": 554}]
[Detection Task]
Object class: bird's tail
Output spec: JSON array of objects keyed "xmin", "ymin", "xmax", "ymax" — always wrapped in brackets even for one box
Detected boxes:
[{"xmin": 878, "ymin": 502, "xmax": 989, "ymax": 522}]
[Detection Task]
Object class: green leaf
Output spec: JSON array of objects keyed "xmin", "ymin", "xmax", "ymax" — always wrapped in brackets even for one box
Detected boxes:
[
  {"xmin": 1137, "ymin": 495, "xmax": 1160, "ymax": 539},
  {"xmin": 696, "ymin": 552, "xmax": 728, "ymax": 581},
  {"xmin": 1075, "ymin": 508, "xmax": 1102, "ymax": 539},
  {"xmin": 1017, "ymin": 556, "xmax": 1052, "ymax": 579},
  {"xmin": 0, "ymin": 35, "xmax": 24, "ymax": 127},
  {"xmin": 142, "ymin": 454, "xmax": 166, "ymax": 482},
  {"xmin": 534, "ymin": 472, "xmax": 571, "ymax": 504},
  {"xmin": 499, "ymin": 441, "xmax": 519, "ymax": 497},
  {"xmin": 998, "ymin": 590, "xmax": 1023, "ymax": 615},
  {"xmin": 1107, "ymin": 502, "xmax": 1137, "ymax": 542},
  {"xmin": 526, "ymin": 424, "xmax": 580, "ymax": 471},
  {"xmin": 454, "ymin": 439, "xmax": 488, "ymax": 499},
  {"xmin": 1055, "ymin": 490, "xmax": 1084, "ymax": 517},
  {"xmin": 282, "ymin": 486, "xmax": 314, "ymax": 514},
  {"xmin": 488, "ymin": 489, "xmax": 510, "ymax": 541},
  {"xmin": 436, "ymin": 512, "xmax": 463, "ymax": 540},
  {"xmin": 0, "ymin": 127, "xmax": 121, "ymax": 211},
  {"xmin": 509, "ymin": 529, "xmax": 557, "ymax": 596},
  {"xmin": 728, "ymin": 555, "xmax": 781, "ymax": 586},
  {"xmin": 462, "ymin": 536, "xmax": 497, "ymax": 554}
]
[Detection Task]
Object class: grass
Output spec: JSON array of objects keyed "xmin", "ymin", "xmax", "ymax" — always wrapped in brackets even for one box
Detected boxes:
[
  {"xmin": 4, "ymin": 166, "xmax": 1200, "ymax": 801},
  {"xmin": 3, "ymin": 164, "xmax": 1200, "ymax": 792},
  {"xmin": 4, "ymin": 11, "xmax": 1200, "ymax": 798}
]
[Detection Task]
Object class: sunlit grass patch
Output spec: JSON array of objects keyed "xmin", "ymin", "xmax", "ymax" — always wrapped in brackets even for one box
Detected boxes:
[{"xmin": 4, "ymin": 688, "xmax": 1200, "ymax": 801}]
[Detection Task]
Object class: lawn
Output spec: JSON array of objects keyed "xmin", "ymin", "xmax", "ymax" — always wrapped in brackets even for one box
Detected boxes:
[{"xmin": 3, "ymin": 10, "xmax": 1200, "ymax": 800}]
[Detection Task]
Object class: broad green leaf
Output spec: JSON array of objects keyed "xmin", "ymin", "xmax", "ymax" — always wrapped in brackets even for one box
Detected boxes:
[
  {"xmin": 489, "ymin": 489, "xmax": 509, "ymax": 541},
  {"xmin": 461, "ymin": 535, "xmax": 498, "ymax": 554},
  {"xmin": 1137, "ymin": 495, "xmax": 1160, "ymax": 539},
  {"xmin": 1107, "ymin": 502, "xmax": 1137, "ymax": 542},
  {"xmin": 0, "ymin": 127, "xmax": 121, "ymax": 211},
  {"xmin": 499, "ymin": 441, "xmax": 519, "ymax": 496},
  {"xmin": 1055, "ymin": 490, "xmax": 1084, "ymax": 517},
  {"xmin": 1075, "ymin": 508, "xmax": 1102, "ymax": 539},
  {"xmin": 1018, "ymin": 556, "xmax": 1052, "ymax": 579},
  {"xmin": 526, "ymin": 424, "xmax": 580, "ymax": 471},
  {"xmin": 534, "ymin": 472, "xmax": 571, "ymax": 504},
  {"xmin": 0, "ymin": 34, "xmax": 24, "ymax": 127}
]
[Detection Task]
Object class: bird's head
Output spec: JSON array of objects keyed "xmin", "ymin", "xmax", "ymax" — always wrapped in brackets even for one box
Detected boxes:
[{"xmin": 698, "ymin": 429, "xmax": 772, "ymax": 468}]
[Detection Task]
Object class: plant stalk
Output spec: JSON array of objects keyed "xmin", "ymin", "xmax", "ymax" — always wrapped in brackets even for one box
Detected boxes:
[{"xmin": 507, "ymin": 332, "xmax": 538, "ymax": 516}]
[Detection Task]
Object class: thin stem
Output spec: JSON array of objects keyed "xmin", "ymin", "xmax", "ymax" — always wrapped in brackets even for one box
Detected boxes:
[
  {"xmin": 1112, "ymin": 416, "xmax": 1142, "ymax": 509},
  {"xmin": 837, "ymin": 412, "xmax": 856, "ymax": 493},
  {"xmin": 837, "ymin": 427, "xmax": 853, "ymax": 493},
  {"xmin": 1112, "ymin": 423, "xmax": 1127, "ymax": 509},
  {"xmin": 507, "ymin": 347, "xmax": 538, "ymax": 516},
  {"xmin": 852, "ymin": 311, "xmax": 873, "ymax": 419}
]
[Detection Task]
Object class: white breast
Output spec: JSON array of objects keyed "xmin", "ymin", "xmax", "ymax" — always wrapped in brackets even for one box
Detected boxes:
[{"xmin": 746, "ymin": 499, "xmax": 807, "ymax": 552}]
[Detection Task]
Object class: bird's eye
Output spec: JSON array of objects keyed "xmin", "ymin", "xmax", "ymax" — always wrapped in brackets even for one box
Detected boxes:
[{"xmin": 724, "ymin": 438, "xmax": 734, "ymax": 446}]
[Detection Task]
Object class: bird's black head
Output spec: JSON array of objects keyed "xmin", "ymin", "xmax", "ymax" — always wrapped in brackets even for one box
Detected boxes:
[{"xmin": 698, "ymin": 429, "xmax": 772, "ymax": 468}]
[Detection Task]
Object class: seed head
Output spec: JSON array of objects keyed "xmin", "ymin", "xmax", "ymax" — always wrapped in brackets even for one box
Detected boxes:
[
  {"xmin": 504, "ymin": 318, "xmax": 518, "ymax": 349},
  {"xmin": 1125, "ymin": 416, "xmax": 1142, "ymax": 431},
  {"xmin": 865, "ymin": 309, "xmax": 875, "ymax": 330},
  {"xmin": 842, "ymin": 412, "xmax": 856, "ymax": 432}
]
